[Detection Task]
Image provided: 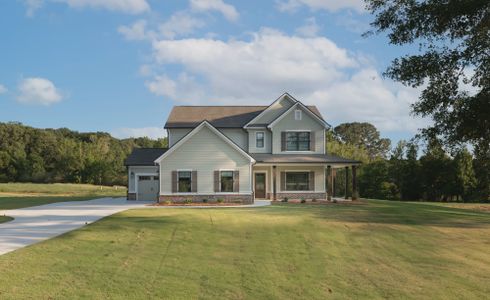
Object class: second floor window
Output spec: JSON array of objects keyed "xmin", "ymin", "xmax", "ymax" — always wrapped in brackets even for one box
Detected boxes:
[
  {"xmin": 256, "ymin": 132, "xmax": 264, "ymax": 148},
  {"xmin": 286, "ymin": 132, "xmax": 310, "ymax": 151}
]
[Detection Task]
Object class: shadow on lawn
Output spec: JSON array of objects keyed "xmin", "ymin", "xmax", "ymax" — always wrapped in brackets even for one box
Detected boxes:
[{"xmin": 260, "ymin": 200, "xmax": 490, "ymax": 228}]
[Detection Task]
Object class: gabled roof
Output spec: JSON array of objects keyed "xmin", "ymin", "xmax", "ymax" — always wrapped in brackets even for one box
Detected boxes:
[
  {"xmin": 267, "ymin": 101, "xmax": 331, "ymax": 129},
  {"xmin": 164, "ymin": 103, "xmax": 324, "ymax": 129},
  {"xmin": 244, "ymin": 93, "xmax": 297, "ymax": 128},
  {"xmin": 155, "ymin": 121, "xmax": 256, "ymax": 163},
  {"xmin": 124, "ymin": 148, "xmax": 168, "ymax": 166}
]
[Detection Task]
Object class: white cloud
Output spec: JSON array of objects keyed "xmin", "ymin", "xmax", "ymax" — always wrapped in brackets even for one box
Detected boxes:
[
  {"xmin": 23, "ymin": 0, "xmax": 150, "ymax": 15},
  {"xmin": 17, "ymin": 77, "xmax": 63, "ymax": 106},
  {"xmin": 159, "ymin": 11, "xmax": 205, "ymax": 39},
  {"xmin": 277, "ymin": 0, "xmax": 364, "ymax": 13},
  {"xmin": 112, "ymin": 127, "xmax": 165, "ymax": 139},
  {"xmin": 0, "ymin": 84, "xmax": 7, "ymax": 94},
  {"xmin": 118, "ymin": 19, "xmax": 152, "ymax": 41},
  {"xmin": 190, "ymin": 0, "xmax": 239, "ymax": 21},
  {"xmin": 295, "ymin": 17, "xmax": 320, "ymax": 37},
  {"xmin": 144, "ymin": 28, "xmax": 425, "ymax": 133}
]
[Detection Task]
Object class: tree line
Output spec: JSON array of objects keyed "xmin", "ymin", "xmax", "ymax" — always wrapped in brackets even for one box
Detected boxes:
[
  {"xmin": 327, "ymin": 122, "xmax": 489, "ymax": 203},
  {"xmin": 0, "ymin": 122, "xmax": 167, "ymax": 186}
]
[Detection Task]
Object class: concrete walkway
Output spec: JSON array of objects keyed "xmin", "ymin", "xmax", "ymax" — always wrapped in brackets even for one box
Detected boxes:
[
  {"xmin": 0, "ymin": 197, "xmax": 147, "ymax": 256},
  {"xmin": 0, "ymin": 198, "xmax": 271, "ymax": 256}
]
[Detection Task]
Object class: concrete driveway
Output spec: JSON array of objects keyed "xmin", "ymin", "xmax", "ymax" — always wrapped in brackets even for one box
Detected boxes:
[
  {"xmin": 0, "ymin": 197, "xmax": 147, "ymax": 256},
  {"xmin": 0, "ymin": 197, "xmax": 271, "ymax": 256}
]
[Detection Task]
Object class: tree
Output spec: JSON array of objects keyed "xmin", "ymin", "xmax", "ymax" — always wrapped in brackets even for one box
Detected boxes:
[
  {"xmin": 365, "ymin": 0, "xmax": 490, "ymax": 151},
  {"xmin": 453, "ymin": 148, "xmax": 477, "ymax": 201},
  {"xmin": 419, "ymin": 139, "xmax": 453, "ymax": 201},
  {"xmin": 401, "ymin": 142, "xmax": 422, "ymax": 200},
  {"xmin": 333, "ymin": 122, "xmax": 391, "ymax": 161},
  {"xmin": 473, "ymin": 142, "xmax": 490, "ymax": 201}
]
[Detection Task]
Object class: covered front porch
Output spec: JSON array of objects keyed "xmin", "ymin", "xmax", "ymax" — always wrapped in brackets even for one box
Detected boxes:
[{"xmin": 250, "ymin": 153, "xmax": 361, "ymax": 201}]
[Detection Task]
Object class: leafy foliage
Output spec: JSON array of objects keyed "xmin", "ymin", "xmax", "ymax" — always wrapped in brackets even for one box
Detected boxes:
[
  {"xmin": 0, "ymin": 122, "xmax": 167, "ymax": 186},
  {"xmin": 365, "ymin": 0, "xmax": 490, "ymax": 151}
]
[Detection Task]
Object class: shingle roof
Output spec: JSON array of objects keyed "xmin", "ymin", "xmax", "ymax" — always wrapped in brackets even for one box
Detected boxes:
[
  {"xmin": 124, "ymin": 148, "xmax": 168, "ymax": 166},
  {"xmin": 164, "ymin": 105, "xmax": 324, "ymax": 128},
  {"xmin": 250, "ymin": 153, "xmax": 361, "ymax": 164}
]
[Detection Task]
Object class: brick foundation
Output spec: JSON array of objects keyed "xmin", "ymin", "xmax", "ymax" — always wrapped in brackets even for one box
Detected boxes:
[
  {"xmin": 276, "ymin": 192, "xmax": 326, "ymax": 201},
  {"xmin": 159, "ymin": 194, "xmax": 254, "ymax": 204},
  {"xmin": 127, "ymin": 193, "xmax": 136, "ymax": 200}
]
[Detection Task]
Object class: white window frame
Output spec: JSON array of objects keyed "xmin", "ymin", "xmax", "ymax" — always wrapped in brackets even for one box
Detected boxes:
[
  {"xmin": 177, "ymin": 169, "xmax": 193, "ymax": 194},
  {"xmin": 255, "ymin": 131, "xmax": 265, "ymax": 149},
  {"xmin": 294, "ymin": 109, "xmax": 302, "ymax": 120}
]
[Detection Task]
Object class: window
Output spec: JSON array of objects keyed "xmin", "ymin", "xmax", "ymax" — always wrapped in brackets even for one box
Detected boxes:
[
  {"xmin": 256, "ymin": 131, "xmax": 264, "ymax": 148},
  {"xmin": 294, "ymin": 110, "xmax": 302, "ymax": 120},
  {"xmin": 220, "ymin": 171, "xmax": 234, "ymax": 192},
  {"xmin": 286, "ymin": 172, "xmax": 309, "ymax": 191},
  {"xmin": 286, "ymin": 132, "xmax": 310, "ymax": 151},
  {"xmin": 178, "ymin": 171, "xmax": 192, "ymax": 193},
  {"xmin": 139, "ymin": 176, "xmax": 152, "ymax": 181}
]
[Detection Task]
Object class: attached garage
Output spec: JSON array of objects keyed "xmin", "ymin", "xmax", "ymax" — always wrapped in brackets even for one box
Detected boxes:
[{"xmin": 124, "ymin": 148, "xmax": 168, "ymax": 201}]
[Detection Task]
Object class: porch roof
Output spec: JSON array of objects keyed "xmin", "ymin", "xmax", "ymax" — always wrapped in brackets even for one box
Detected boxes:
[{"xmin": 250, "ymin": 153, "xmax": 361, "ymax": 164}]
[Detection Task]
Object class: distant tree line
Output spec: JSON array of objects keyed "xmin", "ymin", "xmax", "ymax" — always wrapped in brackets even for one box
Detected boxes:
[
  {"xmin": 328, "ymin": 122, "xmax": 489, "ymax": 203},
  {"xmin": 0, "ymin": 122, "xmax": 167, "ymax": 186}
]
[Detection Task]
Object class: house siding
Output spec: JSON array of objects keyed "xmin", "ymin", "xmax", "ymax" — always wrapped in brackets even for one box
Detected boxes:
[
  {"xmin": 168, "ymin": 129, "xmax": 192, "ymax": 147},
  {"xmin": 276, "ymin": 165, "xmax": 326, "ymax": 193},
  {"xmin": 248, "ymin": 129, "xmax": 272, "ymax": 153},
  {"xmin": 160, "ymin": 126, "xmax": 252, "ymax": 195},
  {"xmin": 271, "ymin": 106, "xmax": 325, "ymax": 154},
  {"xmin": 220, "ymin": 129, "xmax": 248, "ymax": 150},
  {"xmin": 251, "ymin": 96, "xmax": 295, "ymax": 124}
]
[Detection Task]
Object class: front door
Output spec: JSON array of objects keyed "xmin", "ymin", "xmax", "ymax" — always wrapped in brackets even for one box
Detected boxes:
[{"xmin": 254, "ymin": 173, "xmax": 266, "ymax": 199}]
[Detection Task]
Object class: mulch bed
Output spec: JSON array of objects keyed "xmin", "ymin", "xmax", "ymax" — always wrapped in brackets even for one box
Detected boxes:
[
  {"xmin": 271, "ymin": 199, "xmax": 366, "ymax": 205},
  {"xmin": 151, "ymin": 202, "xmax": 246, "ymax": 207}
]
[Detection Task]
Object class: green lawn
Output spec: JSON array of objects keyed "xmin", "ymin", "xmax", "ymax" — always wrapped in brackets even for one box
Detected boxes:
[
  {"xmin": 0, "ymin": 216, "xmax": 13, "ymax": 224},
  {"xmin": 0, "ymin": 200, "xmax": 489, "ymax": 299},
  {"xmin": 0, "ymin": 183, "xmax": 126, "ymax": 210}
]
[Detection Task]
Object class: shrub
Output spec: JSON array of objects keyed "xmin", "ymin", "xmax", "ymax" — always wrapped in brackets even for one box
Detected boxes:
[
  {"xmin": 333, "ymin": 199, "xmax": 338, "ymax": 203},
  {"xmin": 300, "ymin": 198, "xmax": 306, "ymax": 203},
  {"xmin": 312, "ymin": 197, "xmax": 317, "ymax": 202},
  {"xmin": 217, "ymin": 198, "xmax": 224, "ymax": 203},
  {"xmin": 202, "ymin": 199, "xmax": 208, "ymax": 203},
  {"xmin": 184, "ymin": 198, "xmax": 192, "ymax": 204},
  {"xmin": 281, "ymin": 197, "xmax": 288, "ymax": 203},
  {"xmin": 164, "ymin": 200, "xmax": 172, "ymax": 205}
]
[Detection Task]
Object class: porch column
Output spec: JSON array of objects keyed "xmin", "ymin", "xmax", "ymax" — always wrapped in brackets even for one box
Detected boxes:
[
  {"xmin": 344, "ymin": 166, "xmax": 349, "ymax": 200},
  {"xmin": 332, "ymin": 168, "xmax": 336, "ymax": 198},
  {"xmin": 352, "ymin": 165, "xmax": 358, "ymax": 200},
  {"xmin": 273, "ymin": 165, "xmax": 277, "ymax": 201},
  {"xmin": 327, "ymin": 166, "xmax": 332, "ymax": 201}
]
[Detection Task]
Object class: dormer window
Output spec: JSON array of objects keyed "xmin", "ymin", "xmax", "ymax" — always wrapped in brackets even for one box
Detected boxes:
[{"xmin": 294, "ymin": 110, "xmax": 302, "ymax": 120}]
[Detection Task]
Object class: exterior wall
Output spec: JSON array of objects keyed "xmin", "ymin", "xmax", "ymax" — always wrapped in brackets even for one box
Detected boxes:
[
  {"xmin": 276, "ymin": 165, "xmax": 326, "ymax": 193},
  {"xmin": 252, "ymin": 96, "xmax": 295, "ymax": 124},
  {"xmin": 168, "ymin": 128, "xmax": 192, "ymax": 147},
  {"xmin": 220, "ymin": 128, "xmax": 248, "ymax": 150},
  {"xmin": 160, "ymin": 125, "xmax": 252, "ymax": 195},
  {"xmin": 159, "ymin": 194, "xmax": 253, "ymax": 204},
  {"xmin": 271, "ymin": 106, "xmax": 325, "ymax": 154},
  {"xmin": 127, "ymin": 165, "xmax": 159, "ymax": 193},
  {"xmin": 247, "ymin": 129, "xmax": 272, "ymax": 153}
]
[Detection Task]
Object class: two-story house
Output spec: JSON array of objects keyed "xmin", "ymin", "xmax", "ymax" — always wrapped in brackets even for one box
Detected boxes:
[{"xmin": 124, "ymin": 93, "xmax": 361, "ymax": 203}]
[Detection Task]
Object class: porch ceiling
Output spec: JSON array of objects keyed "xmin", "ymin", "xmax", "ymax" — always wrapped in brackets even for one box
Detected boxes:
[{"xmin": 250, "ymin": 153, "xmax": 361, "ymax": 165}]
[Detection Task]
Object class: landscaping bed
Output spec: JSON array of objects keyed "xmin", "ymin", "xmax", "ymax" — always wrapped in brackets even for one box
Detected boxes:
[{"xmin": 152, "ymin": 202, "xmax": 246, "ymax": 206}]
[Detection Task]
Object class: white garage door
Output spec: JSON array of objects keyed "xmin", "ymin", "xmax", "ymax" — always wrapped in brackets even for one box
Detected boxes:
[{"xmin": 137, "ymin": 175, "xmax": 159, "ymax": 201}]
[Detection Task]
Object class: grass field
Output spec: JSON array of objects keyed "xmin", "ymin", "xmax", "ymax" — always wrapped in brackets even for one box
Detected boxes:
[
  {"xmin": 0, "ymin": 183, "xmax": 126, "ymax": 210},
  {"xmin": 0, "ymin": 216, "xmax": 13, "ymax": 224},
  {"xmin": 0, "ymin": 200, "xmax": 489, "ymax": 299}
]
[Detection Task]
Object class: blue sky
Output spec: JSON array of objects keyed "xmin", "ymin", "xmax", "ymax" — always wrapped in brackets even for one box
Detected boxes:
[{"xmin": 0, "ymin": 0, "xmax": 427, "ymax": 144}]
